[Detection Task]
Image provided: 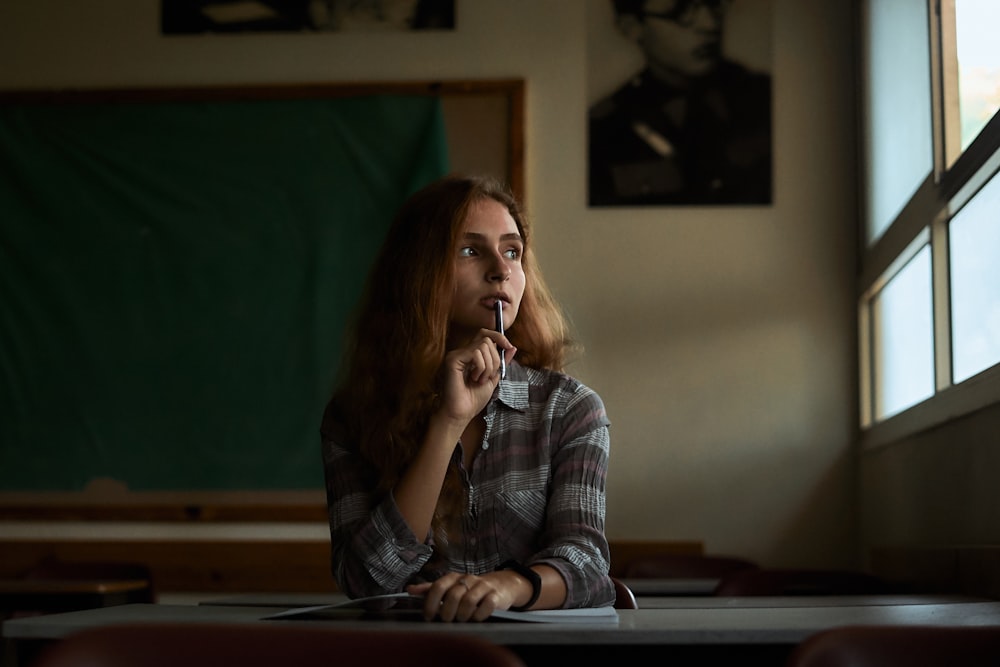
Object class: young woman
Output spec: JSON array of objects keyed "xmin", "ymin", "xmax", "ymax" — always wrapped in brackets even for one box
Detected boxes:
[{"xmin": 321, "ymin": 174, "xmax": 614, "ymax": 622}]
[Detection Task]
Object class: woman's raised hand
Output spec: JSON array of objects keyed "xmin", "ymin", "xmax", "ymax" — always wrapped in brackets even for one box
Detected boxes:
[{"xmin": 438, "ymin": 330, "xmax": 512, "ymax": 426}]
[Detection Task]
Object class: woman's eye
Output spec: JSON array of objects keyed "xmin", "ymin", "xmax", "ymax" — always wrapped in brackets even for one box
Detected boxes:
[
  {"xmin": 504, "ymin": 247, "xmax": 521, "ymax": 260},
  {"xmin": 458, "ymin": 246, "xmax": 476, "ymax": 257}
]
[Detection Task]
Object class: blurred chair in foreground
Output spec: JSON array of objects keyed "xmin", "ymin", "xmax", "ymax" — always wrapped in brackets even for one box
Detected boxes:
[
  {"xmin": 31, "ymin": 623, "xmax": 527, "ymax": 667},
  {"xmin": 611, "ymin": 576, "xmax": 638, "ymax": 609},
  {"xmin": 623, "ymin": 553, "xmax": 759, "ymax": 579},
  {"xmin": 714, "ymin": 568, "xmax": 890, "ymax": 596},
  {"xmin": 785, "ymin": 624, "xmax": 1000, "ymax": 667}
]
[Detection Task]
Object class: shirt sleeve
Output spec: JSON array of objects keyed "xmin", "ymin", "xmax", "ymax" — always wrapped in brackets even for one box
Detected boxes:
[
  {"xmin": 528, "ymin": 383, "xmax": 616, "ymax": 608},
  {"xmin": 321, "ymin": 422, "xmax": 433, "ymax": 598}
]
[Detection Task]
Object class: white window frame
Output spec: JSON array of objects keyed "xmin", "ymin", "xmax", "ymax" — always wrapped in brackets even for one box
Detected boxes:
[{"xmin": 857, "ymin": 0, "xmax": 1000, "ymax": 449}]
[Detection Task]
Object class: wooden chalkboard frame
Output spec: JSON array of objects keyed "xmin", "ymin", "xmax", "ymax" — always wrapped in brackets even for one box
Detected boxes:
[{"xmin": 0, "ymin": 79, "xmax": 524, "ymax": 523}]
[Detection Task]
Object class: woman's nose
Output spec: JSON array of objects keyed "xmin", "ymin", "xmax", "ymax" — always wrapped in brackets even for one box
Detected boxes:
[{"xmin": 488, "ymin": 255, "xmax": 511, "ymax": 281}]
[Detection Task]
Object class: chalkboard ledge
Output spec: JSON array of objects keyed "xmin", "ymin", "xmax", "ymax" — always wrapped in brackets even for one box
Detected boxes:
[{"xmin": 0, "ymin": 489, "xmax": 327, "ymax": 522}]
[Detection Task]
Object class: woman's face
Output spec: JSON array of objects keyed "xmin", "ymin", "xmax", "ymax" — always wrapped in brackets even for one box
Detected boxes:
[{"xmin": 448, "ymin": 197, "xmax": 526, "ymax": 344}]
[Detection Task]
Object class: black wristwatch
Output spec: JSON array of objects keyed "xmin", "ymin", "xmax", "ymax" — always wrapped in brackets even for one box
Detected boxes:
[{"xmin": 498, "ymin": 559, "xmax": 542, "ymax": 611}]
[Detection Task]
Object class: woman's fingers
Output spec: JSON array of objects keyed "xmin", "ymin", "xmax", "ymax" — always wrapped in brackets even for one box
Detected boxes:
[
  {"xmin": 437, "ymin": 331, "xmax": 515, "ymax": 424},
  {"xmin": 456, "ymin": 335, "xmax": 502, "ymax": 384},
  {"xmin": 418, "ymin": 573, "xmax": 473, "ymax": 622},
  {"xmin": 407, "ymin": 574, "xmax": 507, "ymax": 623}
]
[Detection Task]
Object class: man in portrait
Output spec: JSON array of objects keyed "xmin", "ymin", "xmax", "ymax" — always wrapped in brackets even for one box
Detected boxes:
[
  {"xmin": 161, "ymin": 0, "xmax": 454, "ymax": 34},
  {"xmin": 588, "ymin": 0, "xmax": 772, "ymax": 206}
]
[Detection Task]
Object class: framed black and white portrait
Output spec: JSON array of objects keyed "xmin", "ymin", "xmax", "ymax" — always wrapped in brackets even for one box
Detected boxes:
[
  {"xmin": 587, "ymin": 0, "xmax": 773, "ymax": 207},
  {"xmin": 162, "ymin": 0, "xmax": 456, "ymax": 34}
]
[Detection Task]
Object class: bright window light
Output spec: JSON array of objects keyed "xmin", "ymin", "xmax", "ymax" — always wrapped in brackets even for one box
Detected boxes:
[
  {"xmin": 950, "ymin": 170, "xmax": 1000, "ymax": 383},
  {"xmin": 864, "ymin": 0, "xmax": 932, "ymax": 244},
  {"xmin": 955, "ymin": 0, "xmax": 1000, "ymax": 151},
  {"xmin": 872, "ymin": 245, "xmax": 934, "ymax": 420}
]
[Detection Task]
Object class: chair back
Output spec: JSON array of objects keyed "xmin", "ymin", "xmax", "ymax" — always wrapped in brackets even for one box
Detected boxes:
[
  {"xmin": 611, "ymin": 575, "xmax": 638, "ymax": 609},
  {"xmin": 786, "ymin": 624, "xmax": 1000, "ymax": 667},
  {"xmin": 31, "ymin": 622, "xmax": 527, "ymax": 667},
  {"xmin": 623, "ymin": 553, "xmax": 758, "ymax": 579},
  {"xmin": 5, "ymin": 558, "xmax": 154, "ymax": 619},
  {"xmin": 714, "ymin": 568, "xmax": 889, "ymax": 596},
  {"xmin": 22, "ymin": 557, "xmax": 155, "ymax": 603}
]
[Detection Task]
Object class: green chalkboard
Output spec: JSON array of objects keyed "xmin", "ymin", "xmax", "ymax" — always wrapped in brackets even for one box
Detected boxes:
[{"xmin": 0, "ymin": 88, "xmax": 451, "ymax": 492}]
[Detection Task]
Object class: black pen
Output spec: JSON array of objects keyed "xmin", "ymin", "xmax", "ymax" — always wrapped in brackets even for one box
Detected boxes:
[{"xmin": 495, "ymin": 299, "xmax": 506, "ymax": 381}]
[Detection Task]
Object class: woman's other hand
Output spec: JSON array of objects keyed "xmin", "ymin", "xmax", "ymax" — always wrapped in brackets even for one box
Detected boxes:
[{"xmin": 407, "ymin": 571, "xmax": 518, "ymax": 622}]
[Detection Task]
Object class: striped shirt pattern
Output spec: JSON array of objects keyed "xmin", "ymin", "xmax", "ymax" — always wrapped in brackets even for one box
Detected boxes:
[{"xmin": 321, "ymin": 360, "xmax": 615, "ymax": 609}]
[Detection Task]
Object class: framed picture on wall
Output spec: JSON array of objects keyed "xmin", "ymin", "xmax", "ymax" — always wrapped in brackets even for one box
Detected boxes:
[
  {"xmin": 161, "ymin": 0, "xmax": 456, "ymax": 34},
  {"xmin": 587, "ymin": 0, "xmax": 773, "ymax": 207}
]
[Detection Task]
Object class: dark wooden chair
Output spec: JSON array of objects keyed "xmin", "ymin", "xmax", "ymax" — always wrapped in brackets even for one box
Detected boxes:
[
  {"xmin": 785, "ymin": 624, "xmax": 1000, "ymax": 667},
  {"xmin": 622, "ymin": 553, "xmax": 759, "ymax": 579},
  {"xmin": 22, "ymin": 558, "xmax": 155, "ymax": 601},
  {"xmin": 31, "ymin": 622, "xmax": 528, "ymax": 667},
  {"xmin": 4, "ymin": 558, "xmax": 154, "ymax": 618},
  {"xmin": 611, "ymin": 575, "xmax": 638, "ymax": 609},
  {"xmin": 714, "ymin": 568, "xmax": 890, "ymax": 596}
]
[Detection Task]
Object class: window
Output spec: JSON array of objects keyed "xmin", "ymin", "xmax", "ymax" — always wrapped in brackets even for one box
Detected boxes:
[
  {"xmin": 949, "ymin": 171, "xmax": 1000, "ymax": 384},
  {"xmin": 861, "ymin": 0, "xmax": 933, "ymax": 244},
  {"xmin": 858, "ymin": 0, "xmax": 1000, "ymax": 442},
  {"xmin": 943, "ymin": 0, "xmax": 1000, "ymax": 162},
  {"xmin": 871, "ymin": 243, "xmax": 934, "ymax": 421}
]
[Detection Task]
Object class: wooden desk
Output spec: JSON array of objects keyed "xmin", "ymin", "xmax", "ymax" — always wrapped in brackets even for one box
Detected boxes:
[
  {"xmin": 199, "ymin": 578, "xmax": 721, "ymax": 608},
  {"xmin": 7, "ymin": 599, "xmax": 1000, "ymax": 667},
  {"xmin": 0, "ymin": 579, "xmax": 151, "ymax": 614},
  {"xmin": 199, "ymin": 592, "xmax": 987, "ymax": 610},
  {"xmin": 199, "ymin": 593, "xmax": 349, "ymax": 608},
  {"xmin": 199, "ymin": 592, "xmax": 990, "ymax": 611},
  {"xmin": 620, "ymin": 577, "xmax": 719, "ymax": 596},
  {"xmin": 636, "ymin": 594, "xmax": 991, "ymax": 609}
]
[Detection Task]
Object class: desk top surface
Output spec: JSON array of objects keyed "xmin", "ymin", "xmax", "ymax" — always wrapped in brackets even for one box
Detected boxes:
[
  {"xmin": 0, "ymin": 579, "xmax": 150, "ymax": 595},
  {"xmin": 197, "ymin": 592, "xmax": 987, "ymax": 610},
  {"xmin": 7, "ymin": 599, "xmax": 1000, "ymax": 646},
  {"xmin": 636, "ymin": 594, "xmax": 992, "ymax": 608},
  {"xmin": 621, "ymin": 578, "xmax": 719, "ymax": 595}
]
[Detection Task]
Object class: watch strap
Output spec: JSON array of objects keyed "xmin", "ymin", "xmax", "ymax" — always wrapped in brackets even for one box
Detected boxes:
[{"xmin": 498, "ymin": 559, "xmax": 542, "ymax": 611}]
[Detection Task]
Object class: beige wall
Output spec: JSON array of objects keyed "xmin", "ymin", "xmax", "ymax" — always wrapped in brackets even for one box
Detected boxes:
[
  {"xmin": 859, "ymin": 399, "xmax": 1000, "ymax": 596},
  {"xmin": 861, "ymin": 401, "xmax": 1000, "ymax": 544},
  {"xmin": 0, "ymin": 1, "xmax": 860, "ymax": 568}
]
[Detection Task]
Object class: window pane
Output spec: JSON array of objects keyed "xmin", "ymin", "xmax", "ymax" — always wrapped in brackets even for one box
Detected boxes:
[
  {"xmin": 955, "ymin": 0, "xmax": 1000, "ymax": 151},
  {"xmin": 863, "ymin": 0, "xmax": 933, "ymax": 244},
  {"xmin": 950, "ymin": 170, "xmax": 1000, "ymax": 383},
  {"xmin": 872, "ymin": 245, "xmax": 934, "ymax": 420}
]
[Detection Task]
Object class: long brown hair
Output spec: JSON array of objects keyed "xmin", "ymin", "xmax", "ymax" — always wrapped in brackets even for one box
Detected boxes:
[{"xmin": 330, "ymin": 174, "xmax": 574, "ymax": 544}]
